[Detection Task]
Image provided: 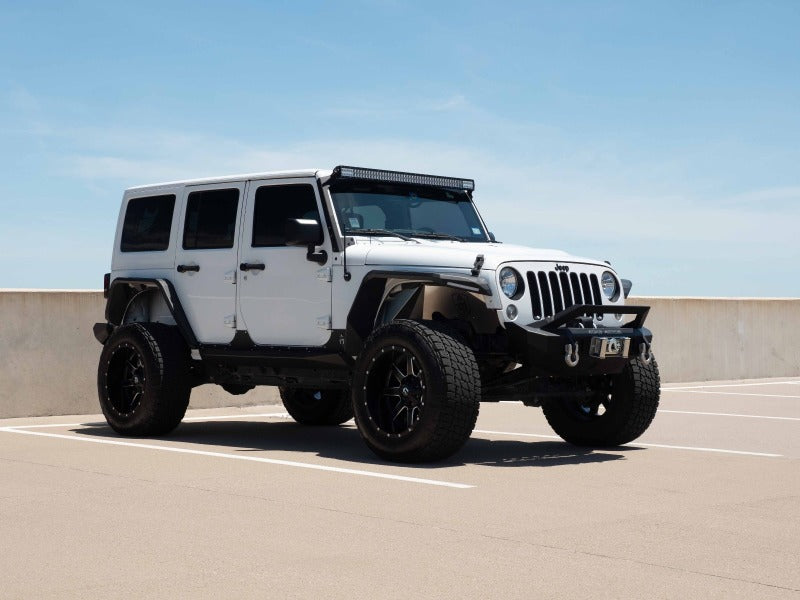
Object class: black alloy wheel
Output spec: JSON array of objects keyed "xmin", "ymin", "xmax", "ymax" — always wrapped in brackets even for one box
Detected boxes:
[
  {"xmin": 542, "ymin": 357, "xmax": 660, "ymax": 446},
  {"xmin": 363, "ymin": 344, "xmax": 426, "ymax": 437},
  {"xmin": 352, "ymin": 320, "xmax": 480, "ymax": 463},
  {"xmin": 106, "ymin": 343, "xmax": 147, "ymax": 417},
  {"xmin": 97, "ymin": 323, "xmax": 191, "ymax": 436}
]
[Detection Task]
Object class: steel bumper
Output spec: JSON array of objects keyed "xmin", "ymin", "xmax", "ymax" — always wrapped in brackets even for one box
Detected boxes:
[{"xmin": 504, "ymin": 304, "xmax": 653, "ymax": 377}]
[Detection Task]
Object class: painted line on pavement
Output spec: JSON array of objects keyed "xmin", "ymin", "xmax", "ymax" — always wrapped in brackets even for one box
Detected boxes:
[
  {"xmin": 473, "ymin": 429, "xmax": 782, "ymax": 458},
  {"xmin": 659, "ymin": 409, "xmax": 800, "ymax": 421},
  {"xmin": 183, "ymin": 412, "xmax": 292, "ymax": 421},
  {"xmin": 0, "ymin": 427, "xmax": 473, "ymax": 489},
  {"xmin": 661, "ymin": 390, "xmax": 800, "ymax": 399},
  {"xmin": 662, "ymin": 381, "xmax": 800, "ymax": 390}
]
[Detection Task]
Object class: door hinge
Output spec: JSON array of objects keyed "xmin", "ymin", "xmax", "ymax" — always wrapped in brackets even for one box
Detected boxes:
[
  {"xmin": 316, "ymin": 267, "xmax": 332, "ymax": 282},
  {"xmin": 224, "ymin": 314, "xmax": 236, "ymax": 328},
  {"xmin": 316, "ymin": 315, "xmax": 332, "ymax": 330},
  {"xmin": 224, "ymin": 270, "xmax": 237, "ymax": 284}
]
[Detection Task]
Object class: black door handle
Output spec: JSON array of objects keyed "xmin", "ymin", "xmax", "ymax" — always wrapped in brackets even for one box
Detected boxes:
[
  {"xmin": 240, "ymin": 262, "xmax": 265, "ymax": 271},
  {"xmin": 176, "ymin": 264, "xmax": 200, "ymax": 273}
]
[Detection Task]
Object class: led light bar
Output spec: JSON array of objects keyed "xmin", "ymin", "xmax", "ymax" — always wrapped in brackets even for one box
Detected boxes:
[{"xmin": 331, "ymin": 165, "xmax": 475, "ymax": 191}]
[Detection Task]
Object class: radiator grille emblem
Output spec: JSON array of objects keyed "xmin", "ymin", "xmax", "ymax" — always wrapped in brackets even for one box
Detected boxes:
[{"xmin": 555, "ymin": 264, "xmax": 569, "ymax": 272}]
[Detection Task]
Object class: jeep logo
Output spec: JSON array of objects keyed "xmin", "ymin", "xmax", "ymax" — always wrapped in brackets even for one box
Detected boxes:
[{"xmin": 555, "ymin": 264, "xmax": 569, "ymax": 272}]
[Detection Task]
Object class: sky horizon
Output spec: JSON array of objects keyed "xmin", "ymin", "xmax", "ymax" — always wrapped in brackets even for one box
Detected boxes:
[{"xmin": 1, "ymin": 1, "xmax": 798, "ymax": 297}]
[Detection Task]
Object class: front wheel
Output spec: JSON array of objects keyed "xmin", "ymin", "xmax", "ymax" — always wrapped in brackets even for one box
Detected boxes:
[
  {"xmin": 352, "ymin": 320, "xmax": 480, "ymax": 463},
  {"xmin": 542, "ymin": 357, "xmax": 660, "ymax": 446}
]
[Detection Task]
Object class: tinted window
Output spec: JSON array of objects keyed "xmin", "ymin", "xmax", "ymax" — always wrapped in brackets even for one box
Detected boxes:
[
  {"xmin": 252, "ymin": 184, "xmax": 320, "ymax": 247},
  {"xmin": 183, "ymin": 188, "xmax": 239, "ymax": 250},
  {"xmin": 121, "ymin": 194, "xmax": 176, "ymax": 252}
]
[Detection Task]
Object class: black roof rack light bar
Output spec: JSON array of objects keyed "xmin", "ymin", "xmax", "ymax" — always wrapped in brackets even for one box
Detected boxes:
[{"xmin": 330, "ymin": 165, "xmax": 475, "ymax": 191}]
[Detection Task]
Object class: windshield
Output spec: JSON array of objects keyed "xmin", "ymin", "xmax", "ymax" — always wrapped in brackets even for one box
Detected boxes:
[{"xmin": 329, "ymin": 183, "xmax": 489, "ymax": 242}]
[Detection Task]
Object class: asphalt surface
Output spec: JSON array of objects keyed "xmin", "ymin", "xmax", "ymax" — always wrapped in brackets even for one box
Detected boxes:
[{"xmin": 1, "ymin": 378, "xmax": 799, "ymax": 599}]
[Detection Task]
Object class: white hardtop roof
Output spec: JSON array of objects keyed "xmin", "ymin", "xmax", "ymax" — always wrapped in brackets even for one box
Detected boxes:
[{"xmin": 126, "ymin": 169, "xmax": 334, "ymax": 193}]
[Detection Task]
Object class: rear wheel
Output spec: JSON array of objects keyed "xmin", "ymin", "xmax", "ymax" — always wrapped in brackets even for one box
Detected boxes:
[
  {"xmin": 97, "ymin": 323, "xmax": 191, "ymax": 436},
  {"xmin": 352, "ymin": 320, "xmax": 480, "ymax": 462},
  {"xmin": 542, "ymin": 357, "xmax": 660, "ymax": 446},
  {"xmin": 279, "ymin": 388, "xmax": 353, "ymax": 426}
]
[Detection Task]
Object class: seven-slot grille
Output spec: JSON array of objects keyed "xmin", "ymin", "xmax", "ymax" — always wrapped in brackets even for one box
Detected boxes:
[{"xmin": 526, "ymin": 269, "xmax": 603, "ymax": 320}]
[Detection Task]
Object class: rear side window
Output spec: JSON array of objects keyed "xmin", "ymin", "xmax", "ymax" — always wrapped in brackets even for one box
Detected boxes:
[
  {"xmin": 121, "ymin": 194, "xmax": 176, "ymax": 252},
  {"xmin": 252, "ymin": 184, "xmax": 320, "ymax": 247},
  {"xmin": 183, "ymin": 188, "xmax": 240, "ymax": 250}
]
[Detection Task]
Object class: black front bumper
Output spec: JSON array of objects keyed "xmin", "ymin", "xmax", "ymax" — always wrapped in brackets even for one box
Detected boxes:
[{"xmin": 505, "ymin": 304, "xmax": 653, "ymax": 377}]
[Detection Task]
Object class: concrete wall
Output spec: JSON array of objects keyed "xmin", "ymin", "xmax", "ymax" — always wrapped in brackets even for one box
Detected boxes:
[
  {"xmin": 0, "ymin": 290, "xmax": 279, "ymax": 419},
  {"xmin": 1, "ymin": 290, "xmax": 798, "ymax": 418},
  {"xmin": 632, "ymin": 296, "xmax": 800, "ymax": 383}
]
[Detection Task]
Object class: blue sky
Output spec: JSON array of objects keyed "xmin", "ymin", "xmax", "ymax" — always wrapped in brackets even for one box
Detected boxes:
[{"xmin": 1, "ymin": 0, "xmax": 798, "ymax": 296}]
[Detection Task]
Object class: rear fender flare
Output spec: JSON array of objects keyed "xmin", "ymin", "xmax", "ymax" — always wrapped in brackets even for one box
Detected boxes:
[{"xmin": 105, "ymin": 278, "xmax": 198, "ymax": 347}]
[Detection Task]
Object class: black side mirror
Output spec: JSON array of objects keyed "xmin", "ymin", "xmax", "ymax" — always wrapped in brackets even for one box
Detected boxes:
[
  {"xmin": 488, "ymin": 231, "xmax": 496, "ymax": 242},
  {"xmin": 285, "ymin": 218, "xmax": 323, "ymax": 246},
  {"xmin": 285, "ymin": 218, "xmax": 327, "ymax": 265}
]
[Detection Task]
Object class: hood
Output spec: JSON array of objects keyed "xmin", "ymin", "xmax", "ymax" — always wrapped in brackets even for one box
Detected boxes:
[{"xmin": 360, "ymin": 240, "xmax": 609, "ymax": 270}]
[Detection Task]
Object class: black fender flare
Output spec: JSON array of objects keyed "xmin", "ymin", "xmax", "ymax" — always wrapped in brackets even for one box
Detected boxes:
[
  {"xmin": 344, "ymin": 270, "xmax": 492, "ymax": 356},
  {"xmin": 101, "ymin": 277, "xmax": 198, "ymax": 347}
]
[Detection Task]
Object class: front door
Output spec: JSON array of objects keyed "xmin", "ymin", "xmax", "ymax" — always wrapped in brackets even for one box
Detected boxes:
[
  {"xmin": 237, "ymin": 178, "xmax": 332, "ymax": 346},
  {"xmin": 173, "ymin": 182, "xmax": 245, "ymax": 344}
]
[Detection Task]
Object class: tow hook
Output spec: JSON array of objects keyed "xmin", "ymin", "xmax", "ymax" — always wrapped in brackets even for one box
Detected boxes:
[
  {"xmin": 639, "ymin": 341, "xmax": 653, "ymax": 365},
  {"xmin": 564, "ymin": 342, "xmax": 580, "ymax": 367}
]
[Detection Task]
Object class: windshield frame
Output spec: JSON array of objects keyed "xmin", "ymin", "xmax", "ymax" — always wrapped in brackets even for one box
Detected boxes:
[{"xmin": 324, "ymin": 180, "xmax": 492, "ymax": 244}]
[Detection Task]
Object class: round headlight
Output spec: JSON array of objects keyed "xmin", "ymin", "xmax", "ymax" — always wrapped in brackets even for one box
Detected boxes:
[
  {"xmin": 499, "ymin": 267, "xmax": 520, "ymax": 298},
  {"xmin": 601, "ymin": 271, "xmax": 619, "ymax": 300}
]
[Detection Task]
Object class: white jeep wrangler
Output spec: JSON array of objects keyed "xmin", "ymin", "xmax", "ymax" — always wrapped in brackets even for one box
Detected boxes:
[{"xmin": 94, "ymin": 165, "xmax": 659, "ymax": 462}]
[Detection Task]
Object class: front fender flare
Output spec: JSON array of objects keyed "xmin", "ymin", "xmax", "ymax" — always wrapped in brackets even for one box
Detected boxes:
[{"xmin": 344, "ymin": 270, "xmax": 491, "ymax": 355}]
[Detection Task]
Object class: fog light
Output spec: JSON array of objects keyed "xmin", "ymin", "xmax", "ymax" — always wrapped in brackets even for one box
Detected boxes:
[{"xmin": 506, "ymin": 304, "xmax": 518, "ymax": 320}]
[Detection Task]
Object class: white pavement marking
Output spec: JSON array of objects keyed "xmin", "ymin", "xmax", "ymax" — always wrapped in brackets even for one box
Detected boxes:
[
  {"xmin": 661, "ymin": 390, "xmax": 800, "ymax": 399},
  {"xmin": 659, "ymin": 409, "xmax": 800, "ymax": 421},
  {"xmin": 662, "ymin": 381, "xmax": 800, "ymax": 390},
  {"xmin": 183, "ymin": 412, "xmax": 292, "ymax": 421},
  {"xmin": 0, "ymin": 427, "xmax": 473, "ymax": 489},
  {"xmin": 473, "ymin": 429, "xmax": 782, "ymax": 458}
]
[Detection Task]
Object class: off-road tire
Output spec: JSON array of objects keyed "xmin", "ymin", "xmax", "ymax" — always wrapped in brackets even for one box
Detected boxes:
[
  {"xmin": 542, "ymin": 357, "xmax": 660, "ymax": 446},
  {"xmin": 279, "ymin": 388, "xmax": 353, "ymax": 426},
  {"xmin": 98, "ymin": 323, "xmax": 191, "ymax": 436},
  {"xmin": 352, "ymin": 319, "xmax": 481, "ymax": 462}
]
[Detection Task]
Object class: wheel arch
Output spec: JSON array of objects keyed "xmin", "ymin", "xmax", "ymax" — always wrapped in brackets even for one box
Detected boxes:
[
  {"xmin": 105, "ymin": 278, "xmax": 198, "ymax": 347},
  {"xmin": 344, "ymin": 270, "xmax": 494, "ymax": 356}
]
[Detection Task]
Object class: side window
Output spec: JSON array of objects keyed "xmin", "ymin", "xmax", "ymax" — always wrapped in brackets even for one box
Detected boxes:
[
  {"xmin": 252, "ymin": 184, "xmax": 320, "ymax": 247},
  {"xmin": 183, "ymin": 188, "xmax": 240, "ymax": 250},
  {"xmin": 120, "ymin": 194, "xmax": 175, "ymax": 252}
]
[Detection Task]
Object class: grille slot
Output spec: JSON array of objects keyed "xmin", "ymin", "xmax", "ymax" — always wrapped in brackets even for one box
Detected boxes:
[{"xmin": 526, "ymin": 268, "xmax": 603, "ymax": 319}]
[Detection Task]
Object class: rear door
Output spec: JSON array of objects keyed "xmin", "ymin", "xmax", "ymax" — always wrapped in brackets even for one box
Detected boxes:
[
  {"xmin": 173, "ymin": 182, "xmax": 245, "ymax": 344},
  {"xmin": 237, "ymin": 178, "xmax": 332, "ymax": 346}
]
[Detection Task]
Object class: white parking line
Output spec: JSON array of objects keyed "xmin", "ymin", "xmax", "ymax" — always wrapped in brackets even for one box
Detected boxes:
[
  {"xmin": 0, "ymin": 427, "xmax": 473, "ymax": 489},
  {"xmin": 659, "ymin": 409, "xmax": 800, "ymax": 421},
  {"xmin": 473, "ymin": 429, "xmax": 782, "ymax": 458},
  {"xmin": 662, "ymin": 381, "xmax": 800, "ymax": 390},
  {"xmin": 661, "ymin": 390, "xmax": 800, "ymax": 399},
  {"xmin": 183, "ymin": 412, "xmax": 292, "ymax": 421}
]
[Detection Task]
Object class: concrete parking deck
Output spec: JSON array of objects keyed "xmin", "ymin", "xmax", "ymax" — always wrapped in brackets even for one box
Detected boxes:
[{"xmin": 2, "ymin": 378, "xmax": 799, "ymax": 598}]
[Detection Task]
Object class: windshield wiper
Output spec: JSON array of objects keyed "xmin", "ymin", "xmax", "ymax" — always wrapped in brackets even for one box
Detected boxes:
[
  {"xmin": 410, "ymin": 232, "xmax": 466, "ymax": 242},
  {"xmin": 346, "ymin": 228, "xmax": 421, "ymax": 243}
]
